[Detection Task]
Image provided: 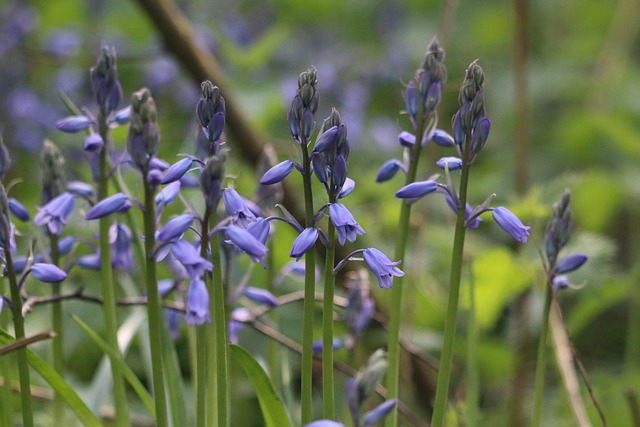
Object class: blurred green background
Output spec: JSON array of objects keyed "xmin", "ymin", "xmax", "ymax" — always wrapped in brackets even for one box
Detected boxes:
[{"xmin": 1, "ymin": 0, "xmax": 639, "ymax": 425}]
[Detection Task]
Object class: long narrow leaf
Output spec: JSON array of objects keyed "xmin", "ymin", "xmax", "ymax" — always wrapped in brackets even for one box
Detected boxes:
[
  {"xmin": 230, "ymin": 344, "xmax": 293, "ymax": 427},
  {"xmin": 0, "ymin": 329, "xmax": 102, "ymax": 427},
  {"xmin": 71, "ymin": 314, "xmax": 156, "ymax": 418}
]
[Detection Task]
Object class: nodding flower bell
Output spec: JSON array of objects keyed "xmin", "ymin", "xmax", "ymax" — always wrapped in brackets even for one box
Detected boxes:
[{"xmin": 491, "ymin": 206, "xmax": 531, "ymax": 243}]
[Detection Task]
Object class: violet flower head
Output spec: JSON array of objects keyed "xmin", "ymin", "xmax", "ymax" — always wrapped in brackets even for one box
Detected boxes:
[
  {"xmin": 492, "ymin": 206, "xmax": 531, "ymax": 243},
  {"xmin": 416, "ymin": 37, "xmax": 447, "ymax": 117},
  {"xmin": 90, "ymin": 45, "xmax": 123, "ymax": 115},
  {"xmin": 395, "ymin": 179, "xmax": 438, "ymax": 200},
  {"xmin": 40, "ymin": 139, "xmax": 67, "ymax": 204},
  {"xmin": 545, "ymin": 190, "xmax": 573, "ymax": 264},
  {"xmin": 161, "ymin": 158, "xmax": 193, "ymax": 184},
  {"xmin": 170, "ymin": 239, "xmax": 213, "ymax": 280},
  {"xmin": 290, "ymin": 227, "xmax": 319, "ymax": 261},
  {"xmin": 329, "ymin": 202, "xmax": 366, "ymax": 246},
  {"xmin": 155, "ymin": 181, "xmax": 181, "ymax": 208},
  {"xmin": 223, "ymin": 188, "xmax": 256, "ymax": 227},
  {"xmin": 126, "ymin": 87, "xmax": 159, "ymax": 172},
  {"xmin": 185, "ymin": 279, "xmax": 211, "ymax": 326},
  {"xmin": 109, "ymin": 222, "xmax": 133, "ymax": 270},
  {"xmin": 288, "ymin": 66, "xmax": 319, "ymax": 142},
  {"xmin": 362, "ymin": 248, "xmax": 404, "ymax": 289},
  {"xmin": 8, "ymin": 197, "xmax": 30, "ymax": 221},
  {"xmin": 196, "ymin": 80, "xmax": 226, "ymax": 150},
  {"xmin": 436, "ymin": 156, "xmax": 462, "ymax": 171},
  {"xmin": 85, "ymin": 192, "xmax": 128, "ymax": 220},
  {"xmin": 30, "ymin": 263, "xmax": 67, "ymax": 283},
  {"xmin": 55, "ymin": 115, "xmax": 93, "ymax": 133},
  {"xmin": 34, "ymin": 191, "xmax": 75, "ymax": 235},
  {"xmin": 376, "ymin": 159, "xmax": 404, "ymax": 183},
  {"xmin": 224, "ymin": 225, "xmax": 268, "ymax": 264},
  {"xmin": 554, "ymin": 253, "xmax": 588, "ymax": 275},
  {"xmin": 157, "ymin": 214, "xmax": 193, "ymax": 242},
  {"xmin": 259, "ymin": 159, "xmax": 294, "ymax": 185}
]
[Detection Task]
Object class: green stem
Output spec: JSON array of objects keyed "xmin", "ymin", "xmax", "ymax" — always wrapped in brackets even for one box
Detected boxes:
[
  {"xmin": 142, "ymin": 178, "xmax": 169, "ymax": 427},
  {"xmin": 322, "ymin": 219, "xmax": 337, "ymax": 419},
  {"xmin": 531, "ymin": 278, "xmax": 553, "ymax": 427},
  {"xmin": 266, "ymin": 239, "xmax": 281, "ymax": 391},
  {"xmin": 466, "ymin": 260, "xmax": 479, "ymax": 427},
  {"xmin": 49, "ymin": 234, "xmax": 65, "ymax": 425},
  {"xmin": 211, "ymin": 231, "xmax": 229, "ymax": 427},
  {"xmin": 430, "ymin": 145, "xmax": 472, "ymax": 427},
  {"xmin": 300, "ymin": 141, "xmax": 316, "ymax": 425},
  {"xmin": 4, "ymin": 246, "xmax": 33, "ymax": 427},
  {"xmin": 97, "ymin": 144, "xmax": 130, "ymax": 427},
  {"xmin": 385, "ymin": 117, "xmax": 427, "ymax": 427},
  {"xmin": 198, "ymin": 210, "xmax": 210, "ymax": 427},
  {"xmin": 0, "ymin": 281, "xmax": 13, "ymax": 427},
  {"xmin": 195, "ymin": 326, "xmax": 208, "ymax": 427}
]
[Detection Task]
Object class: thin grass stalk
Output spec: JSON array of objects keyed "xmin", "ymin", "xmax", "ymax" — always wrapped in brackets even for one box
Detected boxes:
[
  {"xmin": 385, "ymin": 116, "xmax": 428, "ymax": 427},
  {"xmin": 198, "ymin": 208, "xmax": 211, "ymax": 427},
  {"xmin": 531, "ymin": 278, "xmax": 552, "ymax": 427},
  {"xmin": 300, "ymin": 140, "xmax": 316, "ymax": 424},
  {"xmin": 430, "ymin": 143, "xmax": 472, "ymax": 427},
  {"xmin": 211, "ymin": 231, "xmax": 229, "ymax": 427},
  {"xmin": 322, "ymin": 219, "xmax": 337, "ymax": 419},
  {"xmin": 49, "ymin": 234, "xmax": 65, "ymax": 425},
  {"xmin": 466, "ymin": 260, "xmax": 479, "ymax": 427},
  {"xmin": 142, "ymin": 178, "xmax": 169, "ymax": 427},
  {"xmin": 96, "ymin": 124, "xmax": 130, "ymax": 427},
  {"xmin": 0, "ymin": 283, "xmax": 13, "ymax": 427}
]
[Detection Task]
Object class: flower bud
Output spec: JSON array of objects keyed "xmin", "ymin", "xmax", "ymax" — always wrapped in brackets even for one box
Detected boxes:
[{"xmin": 40, "ymin": 139, "xmax": 66, "ymax": 203}]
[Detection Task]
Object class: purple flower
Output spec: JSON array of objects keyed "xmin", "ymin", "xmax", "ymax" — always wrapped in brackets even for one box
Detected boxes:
[
  {"xmin": 110, "ymin": 222, "xmax": 133, "ymax": 270},
  {"xmin": 339, "ymin": 178, "xmax": 355, "ymax": 199},
  {"xmin": 185, "ymin": 279, "xmax": 211, "ymax": 326},
  {"xmin": 312, "ymin": 126, "xmax": 339, "ymax": 153},
  {"xmin": 30, "ymin": 263, "xmax": 67, "ymax": 283},
  {"xmin": 229, "ymin": 307, "xmax": 251, "ymax": 344},
  {"xmin": 259, "ymin": 160, "xmax": 294, "ymax": 185},
  {"xmin": 395, "ymin": 180, "xmax": 438, "ymax": 199},
  {"xmin": 57, "ymin": 236, "xmax": 76, "ymax": 256},
  {"xmin": 155, "ymin": 181, "xmax": 181, "ymax": 208},
  {"xmin": 8, "ymin": 197, "xmax": 30, "ymax": 221},
  {"xmin": 312, "ymin": 337, "xmax": 343, "ymax": 353},
  {"xmin": 492, "ymin": 206, "xmax": 531, "ymax": 243},
  {"xmin": 66, "ymin": 181, "xmax": 95, "ymax": 198},
  {"xmin": 55, "ymin": 115, "xmax": 93, "ymax": 133},
  {"xmin": 170, "ymin": 240, "xmax": 213, "ymax": 280},
  {"xmin": 246, "ymin": 218, "xmax": 270, "ymax": 245},
  {"xmin": 444, "ymin": 193, "xmax": 481, "ymax": 229},
  {"xmin": 161, "ymin": 158, "xmax": 193, "ymax": 184},
  {"xmin": 376, "ymin": 159, "xmax": 403, "ymax": 183},
  {"xmin": 147, "ymin": 169, "xmax": 163, "ymax": 186},
  {"xmin": 554, "ymin": 254, "xmax": 588, "ymax": 274},
  {"xmin": 553, "ymin": 275, "xmax": 571, "ymax": 292},
  {"xmin": 290, "ymin": 227, "xmax": 319, "ymax": 261},
  {"xmin": 329, "ymin": 203, "xmax": 366, "ymax": 246},
  {"xmin": 77, "ymin": 253, "xmax": 101, "ymax": 270},
  {"xmin": 34, "ymin": 192, "xmax": 75, "ymax": 235},
  {"xmin": 436, "ymin": 156, "xmax": 462, "ymax": 171},
  {"xmin": 223, "ymin": 189, "xmax": 256, "ymax": 227},
  {"xmin": 304, "ymin": 421, "xmax": 345, "ymax": 427},
  {"xmin": 404, "ymin": 80, "xmax": 418, "ymax": 119},
  {"xmin": 224, "ymin": 226, "xmax": 268, "ymax": 263},
  {"xmin": 83, "ymin": 133, "xmax": 104, "ymax": 152},
  {"xmin": 362, "ymin": 248, "xmax": 404, "ymax": 289},
  {"xmin": 362, "ymin": 399, "xmax": 397, "ymax": 427},
  {"xmin": 431, "ymin": 129, "xmax": 455, "ymax": 147},
  {"xmin": 243, "ymin": 287, "xmax": 279, "ymax": 307},
  {"xmin": 398, "ymin": 131, "xmax": 416, "ymax": 147},
  {"xmin": 157, "ymin": 214, "xmax": 193, "ymax": 242},
  {"xmin": 85, "ymin": 193, "xmax": 128, "ymax": 220}
]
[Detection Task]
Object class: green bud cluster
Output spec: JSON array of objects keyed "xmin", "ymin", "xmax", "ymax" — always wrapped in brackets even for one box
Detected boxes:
[
  {"xmin": 40, "ymin": 139, "xmax": 66, "ymax": 203},
  {"xmin": 127, "ymin": 88, "xmax": 160, "ymax": 172}
]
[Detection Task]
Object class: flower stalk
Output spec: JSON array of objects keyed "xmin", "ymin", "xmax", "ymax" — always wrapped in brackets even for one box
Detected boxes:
[{"xmin": 322, "ymin": 210, "xmax": 337, "ymax": 419}]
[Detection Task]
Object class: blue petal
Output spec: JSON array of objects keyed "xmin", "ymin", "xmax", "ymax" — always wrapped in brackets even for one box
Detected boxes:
[
  {"xmin": 243, "ymin": 287, "xmax": 279, "ymax": 307},
  {"xmin": 157, "ymin": 214, "xmax": 193, "ymax": 242},
  {"xmin": 8, "ymin": 198, "xmax": 30, "ymax": 221},
  {"xmin": 161, "ymin": 158, "xmax": 193, "ymax": 184},
  {"xmin": 31, "ymin": 263, "xmax": 67, "ymax": 283},
  {"xmin": 376, "ymin": 159, "xmax": 403, "ymax": 183},
  {"xmin": 55, "ymin": 115, "xmax": 93, "ymax": 133},
  {"xmin": 492, "ymin": 206, "xmax": 531, "ymax": 243},
  {"xmin": 554, "ymin": 254, "xmax": 588, "ymax": 274},
  {"xmin": 259, "ymin": 160, "xmax": 294, "ymax": 185},
  {"xmin": 395, "ymin": 180, "xmax": 438, "ymax": 199},
  {"xmin": 290, "ymin": 227, "xmax": 319, "ymax": 261},
  {"xmin": 86, "ymin": 193, "xmax": 128, "ymax": 220},
  {"xmin": 436, "ymin": 156, "xmax": 463, "ymax": 171}
]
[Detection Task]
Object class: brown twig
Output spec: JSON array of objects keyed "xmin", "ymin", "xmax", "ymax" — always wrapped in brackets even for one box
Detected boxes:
[{"xmin": 0, "ymin": 330, "xmax": 56, "ymax": 356}]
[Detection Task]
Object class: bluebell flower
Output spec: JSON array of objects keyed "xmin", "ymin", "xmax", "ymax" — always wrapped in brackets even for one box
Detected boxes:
[
  {"xmin": 8, "ymin": 197, "xmax": 30, "ymax": 221},
  {"xmin": 155, "ymin": 181, "xmax": 181, "ymax": 208},
  {"xmin": 259, "ymin": 159, "xmax": 294, "ymax": 185},
  {"xmin": 554, "ymin": 254, "xmax": 588, "ymax": 274},
  {"xmin": 161, "ymin": 158, "xmax": 193, "ymax": 184},
  {"xmin": 444, "ymin": 193, "xmax": 481, "ymax": 229},
  {"xmin": 229, "ymin": 307, "xmax": 252, "ymax": 344},
  {"xmin": 491, "ymin": 206, "xmax": 531, "ymax": 243},
  {"xmin": 289, "ymin": 227, "xmax": 318, "ymax": 261},
  {"xmin": 57, "ymin": 236, "xmax": 75, "ymax": 256},
  {"xmin": 312, "ymin": 337, "xmax": 343, "ymax": 353},
  {"xmin": 431, "ymin": 129, "xmax": 455, "ymax": 147},
  {"xmin": 398, "ymin": 131, "xmax": 416, "ymax": 148},
  {"xmin": 111, "ymin": 106, "xmax": 131, "ymax": 125},
  {"xmin": 362, "ymin": 248, "xmax": 404, "ymax": 289},
  {"xmin": 34, "ymin": 192, "xmax": 75, "ymax": 235},
  {"xmin": 376, "ymin": 159, "xmax": 404, "ymax": 183},
  {"xmin": 362, "ymin": 399, "xmax": 397, "ymax": 427},
  {"xmin": 146, "ymin": 169, "xmax": 163, "ymax": 186},
  {"xmin": 395, "ymin": 180, "xmax": 438, "ymax": 199},
  {"xmin": 329, "ymin": 202, "xmax": 366, "ymax": 246},
  {"xmin": 223, "ymin": 188, "xmax": 256, "ymax": 227},
  {"xmin": 170, "ymin": 239, "xmax": 213, "ymax": 280},
  {"xmin": 312, "ymin": 126, "xmax": 339, "ymax": 153},
  {"xmin": 304, "ymin": 420, "xmax": 345, "ymax": 427},
  {"xmin": 66, "ymin": 181, "xmax": 95, "ymax": 198},
  {"xmin": 55, "ymin": 115, "xmax": 93, "ymax": 133},
  {"xmin": 243, "ymin": 287, "xmax": 279, "ymax": 307},
  {"xmin": 338, "ymin": 178, "xmax": 355, "ymax": 199},
  {"xmin": 246, "ymin": 218, "xmax": 270, "ymax": 245},
  {"xmin": 157, "ymin": 214, "xmax": 193, "ymax": 242},
  {"xmin": 77, "ymin": 253, "xmax": 101, "ymax": 270},
  {"xmin": 90, "ymin": 45, "xmax": 123, "ymax": 114},
  {"xmin": 224, "ymin": 226, "xmax": 268, "ymax": 263},
  {"xmin": 126, "ymin": 88, "xmax": 159, "ymax": 171},
  {"xmin": 436, "ymin": 156, "xmax": 462, "ymax": 171},
  {"xmin": 149, "ymin": 158, "xmax": 170, "ymax": 171},
  {"xmin": 404, "ymin": 80, "xmax": 419, "ymax": 120},
  {"xmin": 185, "ymin": 279, "xmax": 211, "ymax": 326},
  {"xmin": 30, "ymin": 263, "xmax": 67, "ymax": 283},
  {"xmin": 110, "ymin": 222, "xmax": 133, "ymax": 270},
  {"xmin": 311, "ymin": 152, "xmax": 329, "ymax": 184},
  {"xmin": 469, "ymin": 117, "xmax": 491, "ymax": 162},
  {"xmin": 85, "ymin": 192, "xmax": 128, "ymax": 220},
  {"xmin": 552, "ymin": 275, "xmax": 570, "ymax": 292},
  {"xmin": 83, "ymin": 133, "xmax": 104, "ymax": 152},
  {"xmin": 12, "ymin": 254, "xmax": 46, "ymax": 274}
]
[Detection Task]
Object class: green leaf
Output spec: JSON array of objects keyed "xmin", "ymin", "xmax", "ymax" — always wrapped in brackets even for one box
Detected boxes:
[
  {"xmin": 230, "ymin": 344, "xmax": 293, "ymax": 427},
  {"xmin": 71, "ymin": 314, "xmax": 156, "ymax": 418},
  {"xmin": 0, "ymin": 329, "xmax": 102, "ymax": 427}
]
